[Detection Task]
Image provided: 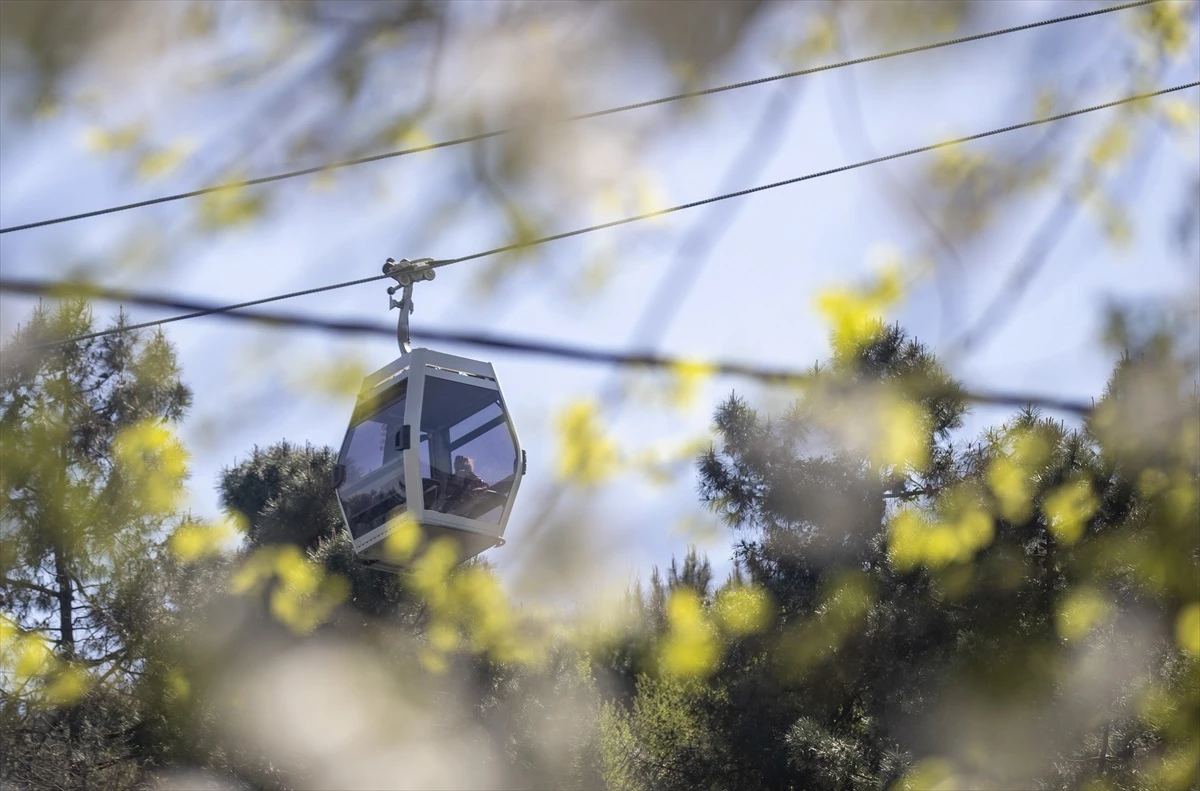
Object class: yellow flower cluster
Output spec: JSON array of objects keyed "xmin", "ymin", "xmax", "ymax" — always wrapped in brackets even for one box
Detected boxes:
[
  {"xmin": 169, "ymin": 513, "xmax": 245, "ymax": 563},
  {"xmin": 114, "ymin": 419, "xmax": 190, "ymax": 516},
  {"xmin": 1055, "ymin": 586, "xmax": 1111, "ymax": 643},
  {"xmin": 0, "ymin": 615, "xmax": 92, "ymax": 707},
  {"xmin": 230, "ymin": 546, "xmax": 349, "ymax": 635},
  {"xmin": 713, "ymin": 585, "xmax": 773, "ymax": 637},
  {"xmin": 1087, "ymin": 123, "xmax": 1131, "ymax": 170},
  {"xmin": 986, "ymin": 428, "xmax": 1050, "ymax": 523},
  {"xmin": 136, "ymin": 141, "xmax": 193, "ymax": 181},
  {"xmin": 657, "ymin": 589, "xmax": 720, "ymax": 678},
  {"xmin": 555, "ymin": 400, "xmax": 620, "ymax": 485},
  {"xmin": 814, "ymin": 264, "xmax": 903, "ymax": 358},
  {"xmin": 665, "ymin": 359, "xmax": 716, "ymax": 411},
  {"xmin": 1043, "ymin": 478, "xmax": 1098, "ymax": 546},
  {"xmin": 870, "ymin": 396, "xmax": 930, "ymax": 473},
  {"xmin": 888, "ymin": 499, "xmax": 995, "ymax": 573},
  {"xmin": 653, "ymin": 584, "xmax": 775, "ymax": 679},
  {"xmin": 407, "ymin": 539, "xmax": 549, "ymax": 673},
  {"xmin": 197, "ymin": 175, "xmax": 265, "ymax": 229}
]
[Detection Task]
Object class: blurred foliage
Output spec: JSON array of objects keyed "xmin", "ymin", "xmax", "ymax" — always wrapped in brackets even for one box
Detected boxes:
[
  {"xmin": 1, "ymin": 1, "xmax": 1198, "ymax": 789},
  {"xmin": 3, "ymin": 299, "xmax": 1196, "ymax": 789}
]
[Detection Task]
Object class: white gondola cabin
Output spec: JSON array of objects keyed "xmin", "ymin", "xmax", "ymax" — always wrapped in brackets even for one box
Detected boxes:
[{"xmin": 332, "ymin": 259, "xmax": 525, "ymax": 571}]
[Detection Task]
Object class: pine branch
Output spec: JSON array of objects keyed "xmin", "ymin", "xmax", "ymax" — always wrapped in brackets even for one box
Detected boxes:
[{"xmin": 1, "ymin": 575, "xmax": 58, "ymax": 598}]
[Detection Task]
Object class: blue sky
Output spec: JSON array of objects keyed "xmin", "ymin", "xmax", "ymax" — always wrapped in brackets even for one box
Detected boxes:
[{"xmin": 2, "ymin": 0, "xmax": 1197, "ymax": 602}]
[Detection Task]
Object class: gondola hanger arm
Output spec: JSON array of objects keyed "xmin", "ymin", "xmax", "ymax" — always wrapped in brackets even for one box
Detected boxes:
[{"xmin": 383, "ymin": 257, "xmax": 435, "ymax": 353}]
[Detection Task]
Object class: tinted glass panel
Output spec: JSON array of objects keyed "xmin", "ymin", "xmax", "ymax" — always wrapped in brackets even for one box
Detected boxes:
[
  {"xmin": 341, "ymin": 478, "xmax": 406, "ymax": 539},
  {"xmin": 340, "ymin": 382, "xmax": 407, "ymax": 487},
  {"xmin": 420, "ymin": 375, "xmax": 517, "ymax": 524}
]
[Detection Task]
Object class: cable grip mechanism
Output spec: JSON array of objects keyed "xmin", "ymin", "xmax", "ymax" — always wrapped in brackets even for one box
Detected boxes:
[{"xmin": 383, "ymin": 257, "xmax": 435, "ymax": 353}]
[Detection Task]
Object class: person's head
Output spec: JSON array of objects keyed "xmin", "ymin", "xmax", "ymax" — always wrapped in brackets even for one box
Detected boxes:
[{"xmin": 454, "ymin": 455, "xmax": 476, "ymax": 475}]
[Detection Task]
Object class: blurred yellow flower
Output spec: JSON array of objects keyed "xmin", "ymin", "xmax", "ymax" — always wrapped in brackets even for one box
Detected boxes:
[
  {"xmin": 1136, "ymin": 2, "xmax": 1192, "ymax": 58},
  {"xmin": 658, "ymin": 589, "xmax": 719, "ymax": 678},
  {"xmin": 408, "ymin": 539, "xmax": 460, "ymax": 604},
  {"xmin": 797, "ymin": 15, "xmax": 837, "ymax": 60},
  {"xmin": 633, "ymin": 172, "xmax": 668, "ymax": 223},
  {"xmin": 1044, "ymin": 478, "xmax": 1098, "ymax": 545},
  {"xmin": 1176, "ymin": 603, "xmax": 1200, "ymax": 657},
  {"xmin": 136, "ymin": 142, "xmax": 193, "ymax": 181},
  {"xmin": 230, "ymin": 547, "xmax": 280, "ymax": 595},
  {"xmin": 229, "ymin": 545, "xmax": 349, "ymax": 634},
  {"xmin": 394, "ymin": 125, "xmax": 433, "ymax": 150},
  {"xmin": 13, "ymin": 632, "xmax": 56, "ymax": 681},
  {"xmin": 1163, "ymin": 100, "xmax": 1200, "ymax": 129},
  {"xmin": 382, "ymin": 513, "xmax": 422, "ymax": 565},
  {"xmin": 667, "ymin": 359, "xmax": 716, "ymax": 410},
  {"xmin": 929, "ymin": 146, "xmax": 989, "ymax": 188},
  {"xmin": 114, "ymin": 420, "xmax": 190, "ymax": 515},
  {"xmin": 1088, "ymin": 124, "xmax": 1131, "ymax": 169},
  {"xmin": 872, "ymin": 397, "xmax": 929, "ymax": 472},
  {"xmin": 820, "ymin": 572, "xmax": 874, "ymax": 633},
  {"xmin": 556, "ymin": 400, "xmax": 620, "ymax": 485},
  {"xmin": 714, "ymin": 585, "xmax": 772, "ymax": 637},
  {"xmin": 428, "ymin": 621, "xmax": 461, "ymax": 653},
  {"xmin": 170, "ymin": 516, "xmax": 240, "ymax": 563},
  {"xmin": 814, "ymin": 264, "xmax": 903, "ymax": 357},
  {"xmin": 167, "ymin": 668, "xmax": 191, "ymax": 702},
  {"xmin": 1056, "ymin": 587, "xmax": 1111, "ymax": 642},
  {"xmin": 44, "ymin": 664, "xmax": 92, "ymax": 705},
  {"xmin": 198, "ymin": 179, "xmax": 265, "ymax": 228},
  {"xmin": 887, "ymin": 508, "xmax": 927, "ymax": 573},
  {"xmin": 887, "ymin": 499, "xmax": 993, "ymax": 572},
  {"xmin": 83, "ymin": 124, "xmax": 143, "ymax": 153}
]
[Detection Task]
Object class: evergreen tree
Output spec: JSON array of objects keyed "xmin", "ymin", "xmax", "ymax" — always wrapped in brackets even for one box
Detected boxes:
[
  {"xmin": 598, "ymin": 325, "xmax": 1199, "ymax": 791},
  {"xmin": 1, "ymin": 300, "xmax": 192, "ymax": 788}
]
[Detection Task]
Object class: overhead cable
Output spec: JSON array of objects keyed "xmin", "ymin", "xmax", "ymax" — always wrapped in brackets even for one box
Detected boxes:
[
  {"xmin": 0, "ymin": 276, "xmax": 1094, "ymax": 415},
  {"xmin": 4, "ymin": 79, "xmax": 1194, "ymax": 351},
  {"xmin": 0, "ymin": 0, "xmax": 1160, "ymax": 235}
]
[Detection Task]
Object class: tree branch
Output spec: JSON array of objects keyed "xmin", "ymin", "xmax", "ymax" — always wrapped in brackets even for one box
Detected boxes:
[{"xmin": 1, "ymin": 575, "xmax": 58, "ymax": 598}]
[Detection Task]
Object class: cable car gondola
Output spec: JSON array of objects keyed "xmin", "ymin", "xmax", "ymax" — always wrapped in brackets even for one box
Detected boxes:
[{"xmin": 332, "ymin": 259, "xmax": 525, "ymax": 572}]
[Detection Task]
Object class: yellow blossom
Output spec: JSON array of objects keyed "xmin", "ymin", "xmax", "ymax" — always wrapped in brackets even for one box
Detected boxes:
[
  {"xmin": 633, "ymin": 172, "xmax": 668, "ymax": 223},
  {"xmin": 382, "ymin": 513, "xmax": 422, "ymax": 565},
  {"xmin": 167, "ymin": 668, "xmax": 191, "ymax": 702},
  {"xmin": 872, "ymin": 397, "xmax": 929, "ymax": 472},
  {"xmin": 83, "ymin": 124, "xmax": 143, "ymax": 153},
  {"xmin": 1163, "ymin": 100, "xmax": 1200, "ymax": 129},
  {"xmin": 170, "ymin": 515, "xmax": 241, "ymax": 562},
  {"xmin": 814, "ymin": 264, "xmax": 903, "ymax": 357},
  {"xmin": 1044, "ymin": 478, "xmax": 1098, "ymax": 545},
  {"xmin": 13, "ymin": 632, "xmax": 56, "ymax": 681},
  {"xmin": 887, "ymin": 499, "xmax": 993, "ymax": 571},
  {"xmin": 658, "ymin": 589, "xmax": 719, "ymax": 678},
  {"xmin": 136, "ymin": 142, "xmax": 193, "ymax": 181},
  {"xmin": 666, "ymin": 359, "xmax": 716, "ymax": 410},
  {"xmin": 394, "ymin": 125, "xmax": 433, "ymax": 150},
  {"xmin": 714, "ymin": 585, "xmax": 772, "ymax": 637},
  {"xmin": 556, "ymin": 400, "xmax": 620, "ymax": 485},
  {"xmin": 114, "ymin": 419, "xmax": 189, "ymax": 515},
  {"xmin": 44, "ymin": 664, "xmax": 92, "ymax": 705},
  {"xmin": 198, "ymin": 177, "xmax": 265, "ymax": 228},
  {"xmin": 1088, "ymin": 124, "xmax": 1131, "ymax": 169},
  {"xmin": 1056, "ymin": 587, "xmax": 1111, "ymax": 642},
  {"xmin": 1176, "ymin": 603, "xmax": 1200, "ymax": 656}
]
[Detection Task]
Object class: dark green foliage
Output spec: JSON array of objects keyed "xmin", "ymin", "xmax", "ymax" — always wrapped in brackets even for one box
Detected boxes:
[{"xmin": 219, "ymin": 441, "xmax": 342, "ymax": 550}]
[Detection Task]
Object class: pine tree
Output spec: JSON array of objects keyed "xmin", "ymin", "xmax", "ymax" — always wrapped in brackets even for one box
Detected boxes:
[{"xmin": 1, "ymin": 300, "xmax": 192, "ymax": 787}]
